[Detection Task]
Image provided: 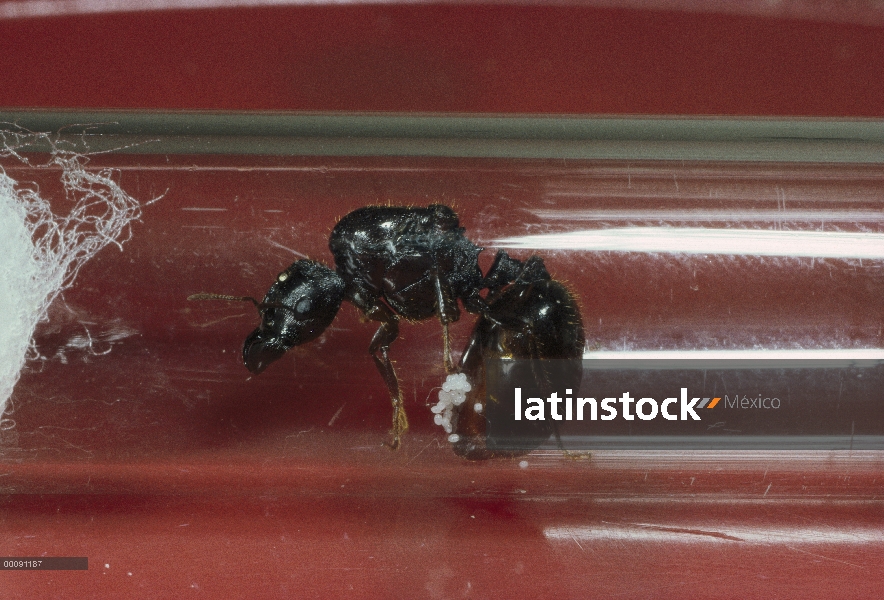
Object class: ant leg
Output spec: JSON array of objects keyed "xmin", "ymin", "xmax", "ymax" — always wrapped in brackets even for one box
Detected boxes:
[
  {"xmin": 432, "ymin": 272, "xmax": 457, "ymax": 373},
  {"xmin": 363, "ymin": 303, "xmax": 408, "ymax": 449},
  {"xmin": 525, "ymin": 331, "xmax": 589, "ymax": 460},
  {"xmin": 370, "ymin": 323, "xmax": 408, "ymax": 450},
  {"xmin": 441, "ymin": 323, "xmax": 453, "ymax": 374},
  {"xmin": 550, "ymin": 420, "xmax": 591, "ymax": 461}
]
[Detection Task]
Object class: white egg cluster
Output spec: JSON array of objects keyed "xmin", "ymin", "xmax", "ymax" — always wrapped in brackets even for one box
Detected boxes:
[{"xmin": 431, "ymin": 372, "xmax": 472, "ymax": 443}]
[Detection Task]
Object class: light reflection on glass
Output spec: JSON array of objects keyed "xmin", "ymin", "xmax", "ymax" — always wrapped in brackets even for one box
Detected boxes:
[
  {"xmin": 545, "ymin": 524, "xmax": 884, "ymax": 545},
  {"xmin": 582, "ymin": 348, "xmax": 884, "ymax": 366},
  {"xmin": 496, "ymin": 228, "xmax": 884, "ymax": 259}
]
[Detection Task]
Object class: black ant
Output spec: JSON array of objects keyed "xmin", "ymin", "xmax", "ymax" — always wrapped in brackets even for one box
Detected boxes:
[{"xmin": 190, "ymin": 204, "xmax": 583, "ymax": 456}]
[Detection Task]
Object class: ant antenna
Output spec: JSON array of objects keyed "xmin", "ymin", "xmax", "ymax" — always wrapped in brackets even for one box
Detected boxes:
[
  {"xmin": 188, "ymin": 293, "xmax": 301, "ymax": 317},
  {"xmin": 188, "ymin": 293, "xmax": 260, "ymax": 307}
]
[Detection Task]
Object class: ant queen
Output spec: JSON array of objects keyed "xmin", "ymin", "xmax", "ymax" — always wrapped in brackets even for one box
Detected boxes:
[{"xmin": 190, "ymin": 205, "xmax": 584, "ymax": 460}]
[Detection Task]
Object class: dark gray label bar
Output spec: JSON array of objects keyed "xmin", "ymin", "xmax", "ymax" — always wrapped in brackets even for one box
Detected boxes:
[
  {"xmin": 1, "ymin": 557, "xmax": 88, "ymax": 570},
  {"xmin": 483, "ymin": 358, "xmax": 884, "ymax": 450}
]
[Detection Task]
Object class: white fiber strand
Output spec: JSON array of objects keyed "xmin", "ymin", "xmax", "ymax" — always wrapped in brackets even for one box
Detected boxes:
[{"xmin": 0, "ymin": 127, "xmax": 144, "ymax": 426}]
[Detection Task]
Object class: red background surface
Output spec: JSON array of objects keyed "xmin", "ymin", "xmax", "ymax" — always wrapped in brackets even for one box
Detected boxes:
[
  {"xmin": 1, "ymin": 4, "xmax": 884, "ymax": 599},
  {"xmin": 0, "ymin": 3, "xmax": 882, "ymax": 115}
]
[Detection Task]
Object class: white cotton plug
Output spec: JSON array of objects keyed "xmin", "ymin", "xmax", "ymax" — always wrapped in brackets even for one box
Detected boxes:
[
  {"xmin": 0, "ymin": 174, "xmax": 44, "ymax": 426},
  {"xmin": 0, "ymin": 128, "xmax": 146, "ymax": 426}
]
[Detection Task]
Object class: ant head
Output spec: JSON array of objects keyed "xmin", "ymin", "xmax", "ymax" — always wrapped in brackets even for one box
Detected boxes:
[{"xmin": 243, "ymin": 260, "xmax": 346, "ymax": 374}]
